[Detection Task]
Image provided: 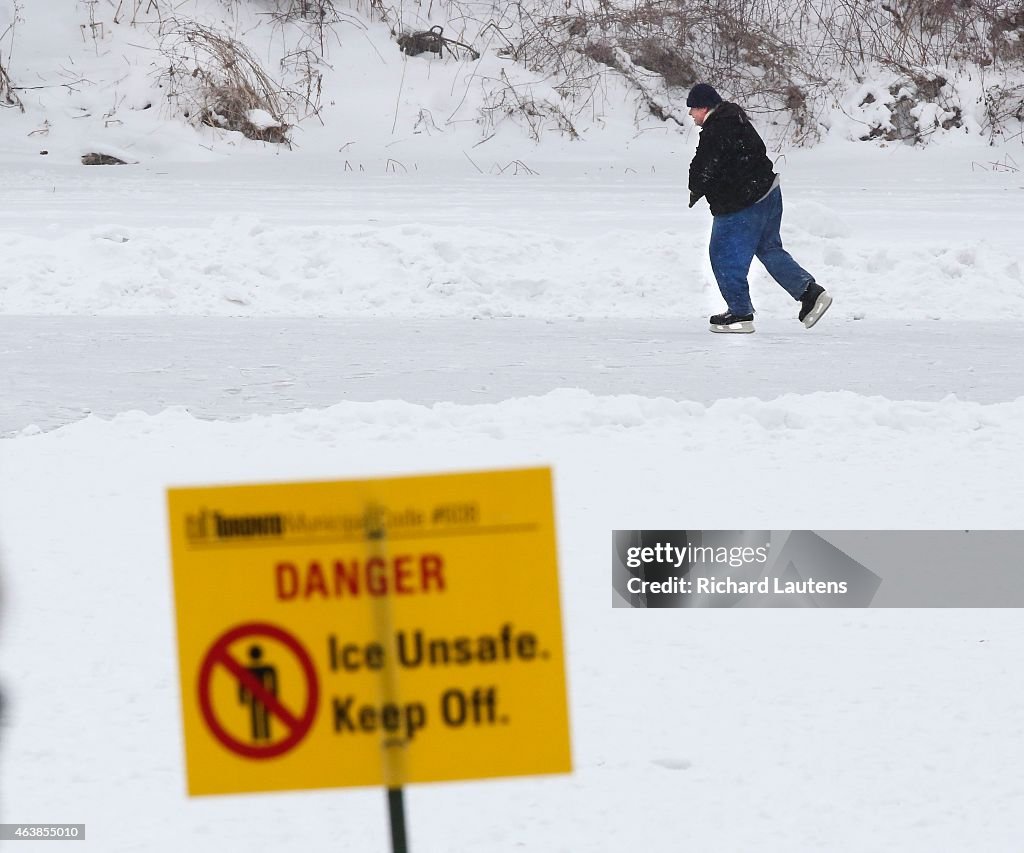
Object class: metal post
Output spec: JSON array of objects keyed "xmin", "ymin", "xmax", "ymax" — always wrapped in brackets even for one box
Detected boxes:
[
  {"xmin": 367, "ymin": 505, "xmax": 410, "ymax": 853},
  {"xmin": 387, "ymin": 786, "xmax": 409, "ymax": 853}
]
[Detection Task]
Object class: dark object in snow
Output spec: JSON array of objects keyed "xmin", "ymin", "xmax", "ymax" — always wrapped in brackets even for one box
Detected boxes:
[
  {"xmin": 81, "ymin": 153, "xmax": 128, "ymax": 166},
  {"xmin": 397, "ymin": 26, "xmax": 480, "ymax": 61},
  {"xmin": 398, "ymin": 25, "xmax": 443, "ymax": 57}
]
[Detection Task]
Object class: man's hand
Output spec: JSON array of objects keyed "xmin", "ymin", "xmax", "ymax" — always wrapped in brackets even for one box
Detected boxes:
[{"xmin": 688, "ymin": 191, "xmax": 702, "ymax": 208}]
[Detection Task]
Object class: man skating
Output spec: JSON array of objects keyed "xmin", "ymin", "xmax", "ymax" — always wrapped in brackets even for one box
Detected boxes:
[{"xmin": 686, "ymin": 83, "xmax": 832, "ymax": 334}]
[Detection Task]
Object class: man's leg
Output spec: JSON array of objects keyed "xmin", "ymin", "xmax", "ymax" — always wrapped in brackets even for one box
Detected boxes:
[
  {"xmin": 753, "ymin": 188, "xmax": 814, "ymax": 300},
  {"xmin": 709, "ymin": 208, "xmax": 761, "ymax": 315}
]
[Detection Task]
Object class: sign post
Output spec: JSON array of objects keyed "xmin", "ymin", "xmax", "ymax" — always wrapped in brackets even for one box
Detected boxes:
[
  {"xmin": 167, "ymin": 467, "xmax": 571, "ymax": 847},
  {"xmin": 388, "ymin": 787, "xmax": 408, "ymax": 853},
  {"xmin": 366, "ymin": 506, "xmax": 409, "ymax": 853}
]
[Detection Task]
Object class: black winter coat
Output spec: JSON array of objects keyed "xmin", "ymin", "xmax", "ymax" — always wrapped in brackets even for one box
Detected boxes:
[{"xmin": 688, "ymin": 103, "xmax": 776, "ymax": 216}]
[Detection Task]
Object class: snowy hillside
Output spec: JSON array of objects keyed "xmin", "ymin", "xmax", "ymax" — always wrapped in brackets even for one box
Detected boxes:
[
  {"xmin": 0, "ymin": 0, "xmax": 684, "ymax": 166},
  {"xmin": 2, "ymin": 0, "xmax": 1023, "ymax": 167}
]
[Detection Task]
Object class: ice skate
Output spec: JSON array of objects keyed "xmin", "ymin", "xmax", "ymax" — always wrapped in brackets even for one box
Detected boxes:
[
  {"xmin": 709, "ymin": 311, "xmax": 755, "ymax": 334},
  {"xmin": 799, "ymin": 282, "xmax": 832, "ymax": 328}
]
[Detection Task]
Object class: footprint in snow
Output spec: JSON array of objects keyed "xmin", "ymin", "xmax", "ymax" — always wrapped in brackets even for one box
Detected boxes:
[{"xmin": 652, "ymin": 758, "xmax": 692, "ymax": 770}]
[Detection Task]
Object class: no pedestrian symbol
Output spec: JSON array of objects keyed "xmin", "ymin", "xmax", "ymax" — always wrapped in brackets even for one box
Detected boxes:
[{"xmin": 198, "ymin": 623, "xmax": 319, "ymax": 759}]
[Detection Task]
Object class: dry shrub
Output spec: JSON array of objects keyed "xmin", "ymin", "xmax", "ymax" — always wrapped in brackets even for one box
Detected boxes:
[
  {"xmin": 277, "ymin": 0, "xmax": 336, "ymax": 18},
  {"xmin": 0, "ymin": 62, "xmax": 21, "ymax": 112},
  {"xmin": 266, "ymin": 0, "xmax": 364, "ymax": 63},
  {"xmin": 515, "ymin": 0, "xmax": 827, "ymax": 137},
  {"xmin": 157, "ymin": 18, "xmax": 291, "ymax": 144},
  {"xmin": 989, "ymin": 5, "xmax": 1024, "ymax": 63},
  {"xmin": 0, "ymin": 3, "xmax": 24, "ymax": 113},
  {"xmin": 826, "ymin": 0, "xmax": 1024, "ymax": 69},
  {"xmin": 478, "ymin": 69, "xmax": 580, "ymax": 141},
  {"xmin": 632, "ymin": 39, "xmax": 696, "ymax": 87},
  {"xmin": 583, "ymin": 38, "xmax": 616, "ymax": 66},
  {"xmin": 505, "ymin": 0, "xmax": 1024, "ymax": 144},
  {"xmin": 982, "ymin": 81, "xmax": 1024, "ymax": 138}
]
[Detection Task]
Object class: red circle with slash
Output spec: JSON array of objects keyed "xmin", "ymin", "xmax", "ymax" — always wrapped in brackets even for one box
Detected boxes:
[{"xmin": 198, "ymin": 622, "xmax": 319, "ymax": 759}]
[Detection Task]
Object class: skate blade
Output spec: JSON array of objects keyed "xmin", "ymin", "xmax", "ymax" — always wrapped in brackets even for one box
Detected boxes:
[
  {"xmin": 709, "ymin": 321, "xmax": 755, "ymax": 334},
  {"xmin": 802, "ymin": 292, "xmax": 833, "ymax": 328}
]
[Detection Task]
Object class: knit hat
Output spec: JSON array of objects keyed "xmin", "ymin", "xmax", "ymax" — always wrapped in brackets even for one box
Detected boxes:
[{"xmin": 686, "ymin": 83, "xmax": 723, "ymax": 108}]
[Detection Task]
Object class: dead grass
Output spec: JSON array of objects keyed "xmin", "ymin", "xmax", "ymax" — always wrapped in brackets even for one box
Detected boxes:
[{"xmin": 157, "ymin": 18, "xmax": 292, "ymax": 143}]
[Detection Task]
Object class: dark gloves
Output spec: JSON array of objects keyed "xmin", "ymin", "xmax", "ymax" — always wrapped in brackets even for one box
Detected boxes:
[{"xmin": 688, "ymin": 191, "xmax": 702, "ymax": 209}]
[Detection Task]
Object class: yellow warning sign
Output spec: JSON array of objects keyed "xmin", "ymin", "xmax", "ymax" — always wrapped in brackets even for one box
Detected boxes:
[{"xmin": 167, "ymin": 467, "xmax": 571, "ymax": 796}]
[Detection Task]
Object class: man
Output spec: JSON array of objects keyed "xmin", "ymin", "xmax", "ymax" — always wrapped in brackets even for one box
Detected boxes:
[{"xmin": 687, "ymin": 83, "xmax": 832, "ymax": 334}]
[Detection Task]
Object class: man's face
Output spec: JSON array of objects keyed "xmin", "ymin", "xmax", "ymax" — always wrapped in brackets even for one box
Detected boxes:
[{"xmin": 689, "ymin": 106, "xmax": 710, "ymax": 126}]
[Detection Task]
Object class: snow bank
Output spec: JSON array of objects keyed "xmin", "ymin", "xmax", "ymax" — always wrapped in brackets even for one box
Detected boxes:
[
  {"xmin": 6, "ymin": 390, "xmax": 1023, "ymax": 523},
  {"xmin": 3, "ymin": 390, "xmax": 1024, "ymax": 852},
  {"xmin": 3, "ymin": 199, "xmax": 1022, "ymax": 320}
]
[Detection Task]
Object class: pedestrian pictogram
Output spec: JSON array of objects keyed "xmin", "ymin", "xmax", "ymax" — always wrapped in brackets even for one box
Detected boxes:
[
  {"xmin": 241, "ymin": 644, "xmax": 277, "ymax": 742},
  {"xmin": 197, "ymin": 622, "xmax": 319, "ymax": 760}
]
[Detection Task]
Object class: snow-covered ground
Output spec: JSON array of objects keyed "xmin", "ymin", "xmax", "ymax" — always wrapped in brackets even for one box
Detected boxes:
[
  {"xmin": 4, "ymin": 154, "xmax": 1024, "ymax": 848},
  {"xmin": 4, "ymin": 2, "xmax": 1024, "ymax": 851},
  {"xmin": 4, "ymin": 391, "xmax": 1024, "ymax": 851}
]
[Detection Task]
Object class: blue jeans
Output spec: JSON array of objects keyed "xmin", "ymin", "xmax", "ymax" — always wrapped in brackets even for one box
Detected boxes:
[{"xmin": 709, "ymin": 187, "xmax": 814, "ymax": 315}]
